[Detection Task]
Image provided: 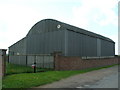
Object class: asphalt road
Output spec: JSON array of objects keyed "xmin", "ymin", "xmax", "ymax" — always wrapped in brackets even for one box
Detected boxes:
[
  {"xmin": 0, "ymin": 56, "xmax": 2, "ymax": 90},
  {"xmin": 76, "ymin": 65, "xmax": 119, "ymax": 88},
  {"xmin": 36, "ymin": 65, "xmax": 119, "ymax": 88},
  {"xmin": 87, "ymin": 73, "xmax": 118, "ymax": 88},
  {"xmin": 77, "ymin": 72, "xmax": 119, "ymax": 88}
]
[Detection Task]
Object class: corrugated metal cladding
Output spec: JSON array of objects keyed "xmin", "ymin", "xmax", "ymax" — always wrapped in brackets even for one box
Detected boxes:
[
  {"xmin": 9, "ymin": 38, "xmax": 26, "ymax": 55},
  {"xmin": 101, "ymin": 40, "xmax": 115, "ymax": 56},
  {"xmin": 66, "ymin": 30, "xmax": 97, "ymax": 56},
  {"xmin": 27, "ymin": 19, "xmax": 66, "ymax": 36},
  {"xmin": 9, "ymin": 19, "xmax": 115, "ymax": 57},
  {"xmin": 26, "ymin": 30, "xmax": 65, "ymax": 55}
]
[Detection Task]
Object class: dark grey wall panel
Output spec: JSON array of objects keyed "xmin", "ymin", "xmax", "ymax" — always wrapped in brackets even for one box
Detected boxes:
[
  {"xmin": 9, "ymin": 38, "xmax": 26, "ymax": 55},
  {"xmin": 67, "ymin": 30, "xmax": 97, "ymax": 57},
  {"xmin": 26, "ymin": 30, "xmax": 65, "ymax": 55},
  {"xmin": 97, "ymin": 38, "xmax": 101, "ymax": 56},
  {"xmin": 101, "ymin": 40, "xmax": 114, "ymax": 56},
  {"xmin": 64, "ymin": 30, "xmax": 68, "ymax": 56},
  {"xmin": 82, "ymin": 34, "xmax": 97, "ymax": 57}
]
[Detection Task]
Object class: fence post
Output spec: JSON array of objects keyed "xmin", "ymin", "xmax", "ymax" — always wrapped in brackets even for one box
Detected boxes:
[
  {"xmin": 8, "ymin": 55, "xmax": 9, "ymax": 63},
  {"xmin": 0, "ymin": 49, "xmax": 7, "ymax": 89},
  {"xmin": 43, "ymin": 55, "xmax": 44, "ymax": 68},
  {"xmin": 26, "ymin": 55, "xmax": 27, "ymax": 66},
  {"xmin": 0, "ymin": 49, "xmax": 7, "ymax": 77},
  {"xmin": 34, "ymin": 55, "xmax": 36, "ymax": 73},
  {"xmin": 53, "ymin": 52, "xmax": 62, "ymax": 70}
]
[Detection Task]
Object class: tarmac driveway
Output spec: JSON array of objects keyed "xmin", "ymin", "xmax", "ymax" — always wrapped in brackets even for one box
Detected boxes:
[{"xmin": 36, "ymin": 65, "xmax": 118, "ymax": 88}]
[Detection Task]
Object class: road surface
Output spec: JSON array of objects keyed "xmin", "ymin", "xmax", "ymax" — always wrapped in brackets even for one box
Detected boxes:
[
  {"xmin": 86, "ymin": 73, "xmax": 118, "ymax": 88},
  {"xmin": 35, "ymin": 65, "xmax": 119, "ymax": 88},
  {"xmin": 0, "ymin": 56, "xmax": 2, "ymax": 90}
]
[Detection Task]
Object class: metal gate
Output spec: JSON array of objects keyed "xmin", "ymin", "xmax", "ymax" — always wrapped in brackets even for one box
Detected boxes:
[{"xmin": 9, "ymin": 54, "xmax": 54, "ymax": 69}]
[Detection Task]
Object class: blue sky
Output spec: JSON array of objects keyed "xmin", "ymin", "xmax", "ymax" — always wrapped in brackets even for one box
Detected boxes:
[{"xmin": 0, "ymin": 0, "xmax": 118, "ymax": 54}]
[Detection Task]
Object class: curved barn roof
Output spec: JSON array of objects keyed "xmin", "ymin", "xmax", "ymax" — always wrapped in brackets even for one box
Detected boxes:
[{"xmin": 27, "ymin": 19, "xmax": 114, "ymax": 43}]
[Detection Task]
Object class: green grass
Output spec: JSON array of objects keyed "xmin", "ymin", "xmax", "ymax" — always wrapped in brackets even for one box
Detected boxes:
[
  {"xmin": 6, "ymin": 63, "xmax": 33, "ymax": 75},
  {"xmin": 6, "ymin": 62, "xmax": 53, "ymax": 75},
  {"xmin": 2, "ymin": 64, "xmax": 118, "ymax": 88}
]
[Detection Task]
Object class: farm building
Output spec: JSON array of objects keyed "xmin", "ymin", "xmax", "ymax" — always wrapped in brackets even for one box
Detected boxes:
[
  {"xmin": 9, "ymin": 19, "xmax": 115, "ymax": 68},
  {"xmin": 8, "ymin": 19, "xmax": 115, "ymax": 67},
  {"xmin": 9, "ymin": 19, "xmax": 115, "ymax": 57}
]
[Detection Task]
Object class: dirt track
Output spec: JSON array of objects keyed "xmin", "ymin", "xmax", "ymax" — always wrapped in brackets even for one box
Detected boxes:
[{"xmin": 35, "ymin": 65, "xmax": 118, "ymax": 88}]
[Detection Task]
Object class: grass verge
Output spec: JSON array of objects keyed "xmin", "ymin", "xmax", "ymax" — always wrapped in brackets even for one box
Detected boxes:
[
  {"xmin": 6, "ymin": 62, "xmax": 53, "ymax": 75},
  {"xmin": 2, "ymin": 64, "xmax": 118, "ymax": 88},
  {"xmin": 6, "ymin": 62, "xmax": 33, "ymax": 75}
]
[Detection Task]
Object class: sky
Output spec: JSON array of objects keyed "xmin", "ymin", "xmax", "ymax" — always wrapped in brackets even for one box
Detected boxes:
[{"xmin": 0, "ymin": 0, "xmax": 119, "ymax": 54}]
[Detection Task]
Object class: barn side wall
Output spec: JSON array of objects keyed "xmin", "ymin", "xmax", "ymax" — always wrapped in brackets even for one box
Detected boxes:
[
  {"xmin": 101, "ymin": 40, "xmax": 115, "ymax": 56},
  {"xmin": 65, "ymin": 30, "xmax": 115, "ymax": 57},
  {"xmin": 66, "ymin": 30, "xmax": 97, "ymax": 57},
  {"xmin": 54, "ymin": 55, "xmax": 118, "ymax": 71}
]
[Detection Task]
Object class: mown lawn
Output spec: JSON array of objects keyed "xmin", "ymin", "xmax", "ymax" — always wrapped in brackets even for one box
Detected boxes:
[{"xmin": 2, "ymin": 63, "xmax": 118, "ymax": 88}]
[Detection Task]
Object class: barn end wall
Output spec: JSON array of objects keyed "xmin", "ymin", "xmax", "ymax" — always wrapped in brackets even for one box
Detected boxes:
[
  {"xmin": 26, "ymin": 30, "xmax": 66, "ymax": 55},
  {"xmin": 54, "ymin": 55, "xmax": 118, "ymax": 71}
]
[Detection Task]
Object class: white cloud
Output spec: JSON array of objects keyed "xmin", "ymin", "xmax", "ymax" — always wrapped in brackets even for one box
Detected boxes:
[
  {"xmin": 0, "ymin": 3, "xmax": 45, "ymax": 49},
  {"xmin": 0, "ymin": 0, "xmax": 118, "ymax": 55},
  {"xmin": 0, "ymin": 1, "xmax": 73, "ymax": 49},
  {"xmin": 71, "ymin": 0, "xmax": 118, "ymax": 54},
  {"xmin": 72, "ymin": 0, "xmax": 118, "ymax": 28}
]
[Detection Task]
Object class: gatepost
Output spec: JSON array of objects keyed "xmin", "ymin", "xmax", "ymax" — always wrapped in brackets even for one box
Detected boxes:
[
  {"xmin": 0, "ymin": 49, "xmax": 7, "ymax": 89},
  {"xmin": 53, "ymin": 51, "xmax": 62, "ymax": 70}
]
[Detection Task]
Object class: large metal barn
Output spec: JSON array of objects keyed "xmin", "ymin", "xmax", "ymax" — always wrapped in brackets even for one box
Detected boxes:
[
  {"xmin": 9, "ymin": 19, "xmax": 115, "ymax": 57},
  {"xmin": 9, "ymin": 19, "xmax": 115, "ymax": 66}
]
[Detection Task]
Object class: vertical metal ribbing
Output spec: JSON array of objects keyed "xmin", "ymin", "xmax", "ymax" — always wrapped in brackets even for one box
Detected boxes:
[
  {"xmin": 97, "ymin": 38, "xmax": 101, "ymax": 56},
  {"xmin": 64, "ymin": 30, "xmax": 68, "ymax": 56},
  {"xmin": 26, "ymin": 55, "xmax": 27, "ymax": 66}
]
